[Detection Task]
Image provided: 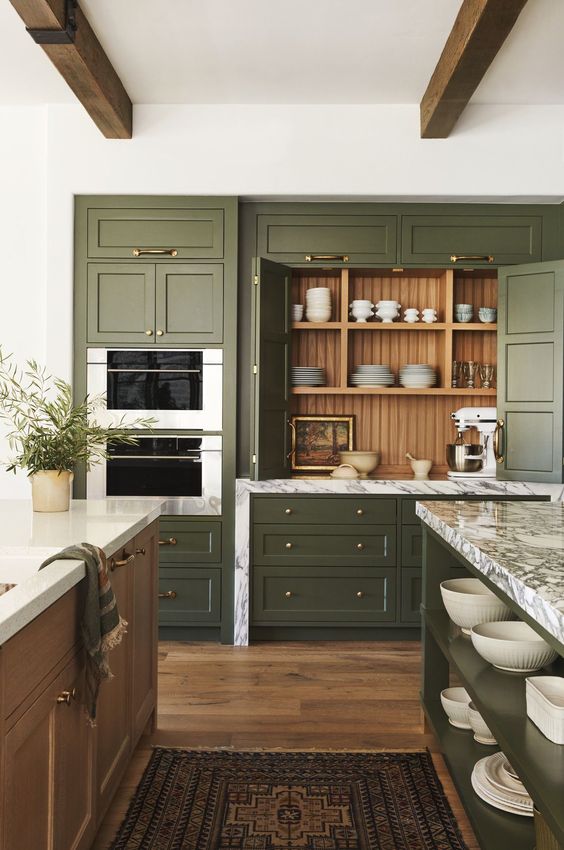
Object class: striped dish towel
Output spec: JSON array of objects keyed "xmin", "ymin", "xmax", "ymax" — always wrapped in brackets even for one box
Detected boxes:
[{"xmin": 40, "ymin": 542, "xmax": 127, "ymax": 722}]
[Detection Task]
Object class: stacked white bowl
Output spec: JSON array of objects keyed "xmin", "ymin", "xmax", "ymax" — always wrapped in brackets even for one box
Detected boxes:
[
  {"xmin": 291, "ymin": 304, "xmax": 304, "ymax": 322},
  {"xmin": 399, "ymin": 364, "xmax": 437, "ymax": 388},
  {"xmin": 350, "ymin": 364, "xmax": 394, "ymax": 387},
  {"xmin": 305, "ymin": 287, "xmax": 332, "ymax": 322},
  {"xmin": 291, "ymin": 366, "xmax": 326, "ymax": 387}
]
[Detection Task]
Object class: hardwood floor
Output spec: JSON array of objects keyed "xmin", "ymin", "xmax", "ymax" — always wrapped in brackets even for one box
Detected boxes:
[{"xmin": 92, "ymin": 641, "xmax": 479, "ymax": 849}]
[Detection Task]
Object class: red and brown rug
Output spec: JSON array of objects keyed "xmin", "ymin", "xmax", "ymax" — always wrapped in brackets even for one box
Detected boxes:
[{"xmin": 111, "ymin": 749, "xmax": 468, "ymax": 850}]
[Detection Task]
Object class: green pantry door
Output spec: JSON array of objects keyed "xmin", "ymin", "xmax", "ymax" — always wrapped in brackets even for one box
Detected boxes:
[{"xmin": 497, "ymin": 260, "xmax": 564, "ymax": 481}]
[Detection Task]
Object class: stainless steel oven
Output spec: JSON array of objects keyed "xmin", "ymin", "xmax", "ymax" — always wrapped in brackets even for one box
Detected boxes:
[
  {"xmin": 87, "ymin": 348, "xmax": 222, "ymax": 430},
  {"xmin": 87, "ymin": 435, "xmax": 222, "ymax": 515}
]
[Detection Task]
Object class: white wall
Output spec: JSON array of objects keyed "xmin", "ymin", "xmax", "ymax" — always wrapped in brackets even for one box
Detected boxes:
[{"xmin": 1, "ymin": 100, "xmax": 564, "ymax": 496}]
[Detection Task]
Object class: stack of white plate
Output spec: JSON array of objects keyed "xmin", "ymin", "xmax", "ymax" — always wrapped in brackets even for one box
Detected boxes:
[
  {"xmin": 291, "ymin": 366, "xmax": 326, "ymax": 387},
  {"xmin": 399, "ymin": 364, "xmax": 437, "ymax": 388},
  {"xmin": 306, "ymin": 287, "xmax": 332, "ymax": 323},
  {"xmin": 350, "ymin": 364, "xmax": 395, "ymax": 387},
  {"xmin": 471, "ymin": 752, "xmax": 533, "ymax": 817}
]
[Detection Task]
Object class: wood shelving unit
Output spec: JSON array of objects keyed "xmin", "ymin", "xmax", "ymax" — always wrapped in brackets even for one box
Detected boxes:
[{"xmin": 290, "ymin": 267, "xmax": 498, "ymax": 476}]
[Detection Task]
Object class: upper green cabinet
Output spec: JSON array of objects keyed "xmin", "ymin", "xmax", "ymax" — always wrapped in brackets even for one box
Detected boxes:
[
  {"xmin": 257, "ymin": 214, "xmax": 398, "ymax": 265},
  {"xmin": 87, "ymin": 206, "xmax": 225, "ymax": 260},
  {"xmin": 401, "ymin": 215, "xmax": 543, "ymax": 266},
  {"xmin": 87, "ymin": 263, "xmax": 156, "ymax": 344},
  {"xmin": 155, "ymin": 264, "xmax": 223, "ymax": 344}
]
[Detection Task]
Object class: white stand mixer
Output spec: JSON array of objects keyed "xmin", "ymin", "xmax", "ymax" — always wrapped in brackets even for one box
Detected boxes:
[{"xmin": 447, "ymin": 407, "xmax": 497, "ymax": 479}]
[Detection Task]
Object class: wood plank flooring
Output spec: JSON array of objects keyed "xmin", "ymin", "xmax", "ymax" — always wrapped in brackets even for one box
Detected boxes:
[{"xmin": 92, "ymin": 641, "xmax": 479, "ymax": 849}]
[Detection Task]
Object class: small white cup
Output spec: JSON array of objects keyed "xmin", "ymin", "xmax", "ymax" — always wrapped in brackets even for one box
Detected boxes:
[{"xmin": 292, "ymin": 304, "xmax": 304, "ymax": 321}]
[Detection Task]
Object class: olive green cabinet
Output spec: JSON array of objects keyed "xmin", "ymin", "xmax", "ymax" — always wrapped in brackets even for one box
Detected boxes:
[
  {"xmin": 158, "ymin": 568, "xmax": 221, "ymax": 626},
  {"xmin": 253, "ymin": 524, "xmax": 396, "ymax": 567},
  {"xmin": 87, "ymin": 263, "xmax": 156, "ymax": 343},
  {"xmin": 497, "ymin": 259, "xmax": 564, "ymax": 482}
]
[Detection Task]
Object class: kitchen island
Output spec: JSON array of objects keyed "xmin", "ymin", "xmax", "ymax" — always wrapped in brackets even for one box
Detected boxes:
[{"xmin": 417, "ymin": 499, "xmax": 564, "ymax": 850}]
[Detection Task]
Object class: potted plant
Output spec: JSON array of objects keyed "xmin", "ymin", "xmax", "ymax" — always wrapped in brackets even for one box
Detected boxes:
[{"xmin": 0, "ymin": 347, "xmax": 154, "ymax": 512}]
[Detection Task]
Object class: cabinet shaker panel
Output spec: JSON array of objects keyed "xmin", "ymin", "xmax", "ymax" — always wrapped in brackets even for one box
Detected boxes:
[
  {"xmin": 87, "ymin": 263, "xmax": 155, "ymax": 343},
  {"xmin": 155, "ymin": 264, "xmax": 224, "ymax": 343},
  {"xmin": 505, "ymin": 411, "xmax": 554, "ymax": 473},
  {"xmin": 506, "ymin": 343, "xmax": 554, "ymax": 402},
  {"xmin": 506, "ymin": 270, "xmax": 555, "ymax": 334}
]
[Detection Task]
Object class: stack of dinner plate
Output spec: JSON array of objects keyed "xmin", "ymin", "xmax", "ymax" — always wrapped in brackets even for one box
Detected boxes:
[
  {"xmin": 291, "ymin": 366, "xmax": 326, "ymax": 387},
  {"xmin": 350, "ymin": 364, "xmax": 395, "ymax": 388},
  {"xmin": 471, "ymin": 752, "xmax": 533, "ymax": 817},
  {"xmin": 399, "ymin": 364, "xmax": 437, "ymax": 388}
]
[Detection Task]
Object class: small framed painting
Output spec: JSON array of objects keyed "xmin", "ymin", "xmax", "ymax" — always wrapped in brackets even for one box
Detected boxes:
[{"xmin": 290, "ymin": 414, "xmax": 355, "ymax": 472}]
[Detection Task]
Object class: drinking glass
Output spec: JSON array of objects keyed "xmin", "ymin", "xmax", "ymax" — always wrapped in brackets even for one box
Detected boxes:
[
  {"xmin": 463, "ymin": 361, "xmax": 478, "ymax": 389},
  {"xmin": 479, "ymin": 363, "xmax": 495, "ymax": 389},
  {"xmin": 451, "ymin": 361, "xmax": 463, "ymax": 388}
]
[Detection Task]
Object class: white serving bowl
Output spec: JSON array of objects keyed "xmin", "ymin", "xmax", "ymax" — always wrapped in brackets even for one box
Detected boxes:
[
  {"xmin": 440, "ymin": 687, "xmax": 471, "ymax": 729},
  {"xmin": 471, "ymin": 621, "xmax": 559, "ymax": 673},
  {"xmin": 339, "ymin": 450, "xmax": 380, "ymax": 477},
  {"xmin": 468, "ymin": 701, "xmax": 497, "ymax": 745},
  {"xmin": 440, "ymin": 578, "xmax": 512, "ymax": 634}
]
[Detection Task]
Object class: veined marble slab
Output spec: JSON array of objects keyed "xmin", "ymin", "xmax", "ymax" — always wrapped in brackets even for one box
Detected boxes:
[
  {"xmin": 417, "ymin": 499, "xmax": 564, "ymax": 647},
  {"xmin": 235, "ymin": 478, "xmax": 564, "ymax": 646}
]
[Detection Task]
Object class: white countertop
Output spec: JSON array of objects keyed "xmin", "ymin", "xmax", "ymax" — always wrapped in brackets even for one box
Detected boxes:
[{"xmin": 0, "ymin": 499, "xmax": 164, "ymax": 645}]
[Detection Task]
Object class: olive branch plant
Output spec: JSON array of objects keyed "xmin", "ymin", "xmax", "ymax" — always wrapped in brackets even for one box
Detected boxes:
[{"xmin": 0, "ymin": 347, "xmax": 154, "ymax": 476}]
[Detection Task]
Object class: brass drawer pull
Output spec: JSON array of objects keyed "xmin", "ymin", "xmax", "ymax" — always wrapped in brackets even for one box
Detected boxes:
[
  {"xmin": 285, "ymin": 591, "xmax": 293, "ymax": 598},
  {"xmin": 356, "ymin": 508, "xmax": 364, "ymax": 516},
  {"xmin": 159, "ymin": 537, "xmax": 178, "ymax": 546},
  {"xmin": 305, "ymin": 254, "xmax": 349, "ymax": 263},
  {"xmin": 156, "ymin": 330, "xmax": 164, "ymax": 336},
  {"xmin": 135, "ymin": 547, "xmax": 146, "ymax": 555},
  {"xmin": 450, "ymin": 254, "xmax": 494, "ymax": 264},
  {"xmin": 493, "ymin": 418, "xmax": 505, "ymax": 464},
  {"xmin": 159, "ymin": 590, "xmax": 177, "ymax": 599},
  {"xmin": 57, "ymin": 687, "xmax": 76, "ymax": 706},
  {"xmin": 284, "ymin": 508, "xmax": 293, "ymax": 515},
  {"xmin": 285, "ymin": 542, "xmax": 293, "ymax": 550},
  {"xmin": 356, "ymin": 591, "xmax": 365, "ymax": 599},
  {"xmin": 133, "ymin": 248, "xmax": 178, "ymax": 257},
  {"xmin": 145, "ymin": 329, "xmax": 153, "ymax": 336},
  {"xmin": 356, "ymin": 543, "xmax": 365, "ymax": 551},
  {"xmin": 110, "ymin": 553, "xmax": 135, "ymax": 571}
]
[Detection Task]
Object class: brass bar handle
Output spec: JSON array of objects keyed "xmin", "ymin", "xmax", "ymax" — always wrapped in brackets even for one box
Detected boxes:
[
  {"xmin": 56, "ymin": 687, "xmax": 77, "ymax": 706},
  {"xmin": 158, "ymin": 591, "xmax": 177, "ymax": 599},
  {"xmin": 159, "ymin": 537, "xmax": 178, "ymax": 546},
  {"xmin": 287, "ymin": 419, "xmax": 297, "ymax": 462},
  {"xmin": 305, "ymin": 254, "xmax": 349, "ymax": 263},
  {"xmin": 133, "ymin": 248, "xmax": 178, "ymax": 257},
  {"xmin": 493, "ymin": 418, "xmax": 505, "ymax": 464},
  {"xmin": 450, "ymin": 254, "xmax": 494, "ymax": 264},
  {"xmin": 110, "ymin": 553, "xmax": 135, "ymax": 571}
]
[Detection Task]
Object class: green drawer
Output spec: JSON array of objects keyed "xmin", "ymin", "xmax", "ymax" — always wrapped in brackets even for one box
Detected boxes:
[
  {"xmin": 253, "ymin": 496, "xmax": 396, "ymax": 525},
  {"xmin": 158, "ymin": 568, "xmax": 221, "ymax": 626},
  {"xmin": 253, "ymin": 524, "xmax": 396, "ymax": 567},
  {"xmin": 401, "ymin": 524, "xmax": 422, "ymax": 567},
  {"xmin": 252, "ymin": 567, "xmax": 396, "ymax": 624},
  {"xmin": 87, "ymin": 206, "xmax": 225, "ymax": 259},
  {"xmin": 158, "ymin": 519, "xmax": 221, "ymax": 564},
  {"xmin": 400, "ymin": 567, "xmax": 422, "ymax": 623}
]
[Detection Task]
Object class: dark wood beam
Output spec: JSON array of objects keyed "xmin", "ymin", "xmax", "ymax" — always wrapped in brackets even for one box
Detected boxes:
[
  {"xmin": 420, "ymin": 0, "xmax": 529, "ymax": 139},
  {"xmin": 9, "ymin": 0, "xmax": 132, "ymax": 139}
]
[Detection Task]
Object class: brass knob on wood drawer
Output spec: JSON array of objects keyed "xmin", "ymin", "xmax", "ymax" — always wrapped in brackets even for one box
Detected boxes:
[
  {"xmin": 284, "ymin": 508, "xmax": 293, "ymax": 515},
  {"xmin": 135, "ymin": 547, "xmax": 146, "ymax": 555},
  {"xmin": 356, "ymin": 543, "xmax": 365, "ymax": 551},
  {"xmin": 285, "ymin": 542, "xmax": 293, "ymax": 549},
  {"xmin": 285, "ymin": 591, "xmax": 293, "ymax": 598},
  {"xmin": 159, "ymin": 591, "xmax": 177, "ymax": 599},
  {"xmin": 57, "ymin": 687, "xmax": 76, "ymax": 706},
  {"xmin": 356, "ymin": 509, "xmax": 364, "ymax": 516},
  {"xmin": 356, "ymin": 591, "xmax": 365, "ymax": 598}
]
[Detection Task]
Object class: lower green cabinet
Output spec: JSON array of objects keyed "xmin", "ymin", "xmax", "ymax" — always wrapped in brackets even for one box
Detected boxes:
[
  {"xmin": 400, "ymin": 568, "xmax": 422, "ymax": 623},
  {"xmin": 401, "ymin": 525, "xmax": 422, "ymax": 567},
  {"xmin": 158, "ymin": 519, "xmax": 222, "ymax": 564},
  {"xmin": 158, "ymin": 568, "xmax": 221, "ymax": 626},
  {"xmin": 253, "ymin": 524, "xmax": 396, "ymax": 566}
]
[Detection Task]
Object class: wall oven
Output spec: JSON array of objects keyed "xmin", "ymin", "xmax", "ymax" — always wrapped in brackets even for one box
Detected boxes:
[
  {"xmin": 87, "ymin": 348, "xmax": 222, "ymax": 430},
  {"xmin": 87, "ymin": 435, "xmax": 222, "ymax": 515}
]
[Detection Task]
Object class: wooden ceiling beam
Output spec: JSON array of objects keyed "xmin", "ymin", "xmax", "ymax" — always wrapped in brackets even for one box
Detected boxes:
[
  {"xmin": 9, "ymin": 0, "xmax": 132, "ymax": 139},
  {"xmin": 420, "ymin": 0, "xmax": 529, "ymax": 139}
]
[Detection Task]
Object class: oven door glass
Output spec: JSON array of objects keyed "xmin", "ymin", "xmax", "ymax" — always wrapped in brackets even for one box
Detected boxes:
[
  {"xmin": 106, "ymin": 437, "xmax": 203, "ymax": 497},
  {"xmin": 106, "ymin": 350, "xmax": 203, "ymax": 412}
]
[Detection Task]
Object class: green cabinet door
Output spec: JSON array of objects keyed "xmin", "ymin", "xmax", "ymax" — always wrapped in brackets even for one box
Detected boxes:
[
  {"xmin": 400, "ymin": 567, "xmax": 422, "ymax": 623},
  {"xmin": 158, "ymin": 567, "xmax": 221, "ymax": 626},
  {"xmin": 87, "ymin": 263, "xmax": 155, "ymax": 343},
  {"xmin": 401, "ymin": 215, "xmax": 543, "ymax": 266},
  {"xmin": 497, "ymin": 260, "xmax": 564, "ymax": 481},
  {"xmin": 252, "ymin": 258, "xmax": 293, "ymax": 479},
  {"xmin": 155, "ymin": 264, "xmax": 224, "ymax": 343},
  {"xmin": 257, "ymin": 214, "xmax": 398, "ymax": 265}
]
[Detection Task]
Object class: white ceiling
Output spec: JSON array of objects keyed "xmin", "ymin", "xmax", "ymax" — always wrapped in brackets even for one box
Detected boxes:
[{"xmin": 0, "ymin": 0, "xmax": 563, "ymax": 105}]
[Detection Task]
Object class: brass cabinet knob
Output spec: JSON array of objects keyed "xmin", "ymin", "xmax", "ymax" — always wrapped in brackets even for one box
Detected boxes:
[
  {"xmin": 135, "ymin": 547, "xmax": 146, "ymax": 555},
  {"xmin": 156, "ymin": 329, "xmax": 164, "ymax": 336},
  {"xmin": 356, "ymin": 591, "xmax": 365, "ymax": 598},
  {"xmin": 285, "ymin": 591, "xmax": 293, "ymax": 598},
  {"xmin": 57, "ymin": 687, "xmax": 76, "ymax": 706},
  {"xmin": 285, "ymin": 542, "xmax": 293, "ymax": 549},
  {"xmin": 356, "ymin": 509, "xmax": 364, "ymax": 516},
  {"xmin": 158, "ymin": 590, "xmax": 177, "ymax": 599},
  {"xmin": 145, "ymin": 329, "xmax": 153, "ymax": 336},
  {"xmin": 284, "ymin": 508, "xmax": 293, "ymax": 515},
  {"xmin": 356, "ymin": 543, "xmax": 365, "ymax": 551}
]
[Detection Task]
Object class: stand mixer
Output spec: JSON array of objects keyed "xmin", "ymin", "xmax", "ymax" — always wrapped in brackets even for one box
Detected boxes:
[{"xmin": 447, "ymin": 407, "xmax": 497, "ymax": 479}]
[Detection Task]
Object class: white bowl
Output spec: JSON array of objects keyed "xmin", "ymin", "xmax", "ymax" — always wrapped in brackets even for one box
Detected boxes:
[
  {"xmin": 440, "ymin": 578, "xmax": 512, "ymax": 634},
  {"xmin": 526, "ymin": 676, "xmax": 564, "ymax": 744},
  {"xmin": 471, "ymin": 621, "xmax": 559, "ymax": 673},
  {"xmin": 440, "ymin": 687, "xmax": 471, "ymax": 728},
  {"xmin": 468, "ymin": 701, "xmax": 497, "ymax": 745},
  {"xmin": 339, "ymin": 450, "xmax": 380, "ymax": 477}
]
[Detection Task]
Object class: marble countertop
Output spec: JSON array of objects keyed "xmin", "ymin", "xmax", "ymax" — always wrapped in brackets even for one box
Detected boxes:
[
  {"xmin": 416, "ymin": 500, "xmax": 564, "ymax": 646},
  {"xmin": 0, "ymin": 498, "xmax": 164, "ymax": 645}
]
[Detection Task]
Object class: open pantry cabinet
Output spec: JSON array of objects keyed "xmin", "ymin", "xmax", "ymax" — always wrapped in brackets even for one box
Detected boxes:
[{"xmin": 251, "ymin": 259, "xmax": 503, "ymax": 480}]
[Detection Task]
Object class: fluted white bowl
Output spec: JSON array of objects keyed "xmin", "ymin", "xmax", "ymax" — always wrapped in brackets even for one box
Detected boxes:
[
  {"xmin": 440, "ymin": 578, "xmax": 512, "ymax": 634},
  {"xmin": 440, "ymin": 687, "xmax": 471, "ymax": 729},
  {"xmin": 468, "ymin": 701, "xmax": 497, "ymax": 745},
  {"xmin": 471, "ymin": 621, "xmax": 559, "ymax": 673}
]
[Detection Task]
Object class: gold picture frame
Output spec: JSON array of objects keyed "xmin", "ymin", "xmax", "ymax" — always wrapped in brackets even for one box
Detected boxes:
[{"xmin": 289, "ymin": 414, "xmax": 355, "ymax": 472}]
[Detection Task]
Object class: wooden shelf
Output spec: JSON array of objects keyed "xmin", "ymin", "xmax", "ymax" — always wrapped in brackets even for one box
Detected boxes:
[
  {"xmin": 292, "ymin": 387, "xmax": 497, "ymax": 396},
  {"xmin": 453, "ymin": 323, "xmax": 497, "ymax": 331},
  {"xmin": 292, "ymin": 322, "xmax": 497, "ymax": 331}
]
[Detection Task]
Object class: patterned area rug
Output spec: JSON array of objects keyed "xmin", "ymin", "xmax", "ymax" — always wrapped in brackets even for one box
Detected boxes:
[{"xmin": 111, "ymin": 749, "xmax": 468, "ymax": 850}]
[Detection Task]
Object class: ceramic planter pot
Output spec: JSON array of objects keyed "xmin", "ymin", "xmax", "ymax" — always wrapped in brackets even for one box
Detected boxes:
[{"xmin": 30, "ymin": 470, "xmax": 74, "ymax": 512}]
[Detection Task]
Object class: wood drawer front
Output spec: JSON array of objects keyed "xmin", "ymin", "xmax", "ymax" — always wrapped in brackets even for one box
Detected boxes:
[
  {"xmin": 158, "ymin": 568, "xmax": 221, "ymax": 625},
  {"xmin": 158, "ymin": 520, "xmax": 222, "ymax": 564},
  {"xmin": 3, "ymin": 582, "xmax": 83, "ymax": 720},
  {"xmin": 400, "ymin": 567, "xmax": 422, "ymax": 623},
  {"xmin": 257, "ymin": 214, "xmax": 398, "ymax": 265},
  {"xmin": 401, "ymin": 525, "xmax": 422, "ymax": 567},
  {"xmin": 253, "ymin": 496, "xmax": 396, "ymax": 525},
  {"xmin": 401, "ymin": 215, "xmax": 542, "ymax": 266},
  {"xmin": 253, "ymin": 524, "xmax": 396, "ymax": 566},
  {"xmin": 87, "ymin": 207, "xmax": 224, "ymax": 259},
  {"xmin": 252, "ymin": 567, "xmax": 396, "ymax": 624}
]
